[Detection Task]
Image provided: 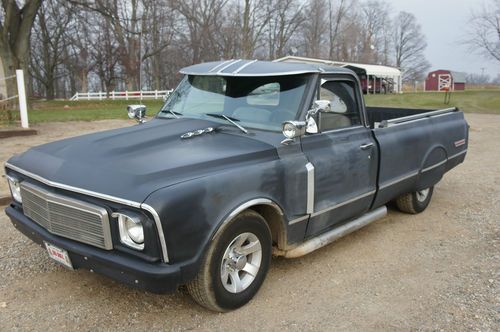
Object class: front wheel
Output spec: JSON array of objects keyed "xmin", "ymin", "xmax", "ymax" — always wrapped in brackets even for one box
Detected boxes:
[
  {"xmin": 395, "ymin": 186, "xmax": 434, "ymax": 214},
  {"xmin": 187, "ymin": 210, "xmax": 271, "ymax": 312}
]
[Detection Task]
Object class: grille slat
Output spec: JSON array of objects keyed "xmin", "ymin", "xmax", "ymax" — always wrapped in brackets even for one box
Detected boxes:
[{"xmin": 20, "ymin": 183, "xmax": 112, "ymax": 250}]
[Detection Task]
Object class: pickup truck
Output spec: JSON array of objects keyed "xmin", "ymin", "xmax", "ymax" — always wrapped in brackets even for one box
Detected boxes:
[{"xmin": 4, "ymin": 60, "xmax": 468, "ymax": 312}]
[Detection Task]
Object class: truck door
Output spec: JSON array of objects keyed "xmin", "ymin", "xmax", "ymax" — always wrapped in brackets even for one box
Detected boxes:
[{"xmin": 300, "ymin": 77, "xmax": 378, "ymax": 237}]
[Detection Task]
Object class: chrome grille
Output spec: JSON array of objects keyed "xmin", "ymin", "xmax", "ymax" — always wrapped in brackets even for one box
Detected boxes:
[{"xmin": 20, "ymin": 182, "xmax": 112, "ymax": 250}]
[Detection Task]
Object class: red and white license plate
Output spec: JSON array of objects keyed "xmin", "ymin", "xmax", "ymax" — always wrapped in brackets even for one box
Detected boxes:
[{"xmin": 44, "ymin": 242, "xmax": 73, "ymax": 270}]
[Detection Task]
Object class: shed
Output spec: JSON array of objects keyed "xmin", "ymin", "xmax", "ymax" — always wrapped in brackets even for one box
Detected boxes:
[
  {"xmin": 424, "ymin": 70, "xmax": 466, "ymax": 91},
  {"xmin": 274, "ymin": 56, "xmax": 402, "ymax": 94}
]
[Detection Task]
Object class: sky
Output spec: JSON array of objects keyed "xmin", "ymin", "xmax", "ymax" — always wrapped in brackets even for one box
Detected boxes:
[{"xmin": 388, "ymin": 0, "xmax": 499, "ymax": 78}]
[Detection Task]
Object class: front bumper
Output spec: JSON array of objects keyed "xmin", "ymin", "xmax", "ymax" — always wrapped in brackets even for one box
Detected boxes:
[{"xmin": 5, "ymin": 205, "xmax": 184, "ymax": 294}]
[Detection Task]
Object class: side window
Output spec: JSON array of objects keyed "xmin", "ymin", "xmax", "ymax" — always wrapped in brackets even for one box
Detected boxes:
[{"xmin": 317, "ymin": 80, "xmax": 361, "ymax": 131}]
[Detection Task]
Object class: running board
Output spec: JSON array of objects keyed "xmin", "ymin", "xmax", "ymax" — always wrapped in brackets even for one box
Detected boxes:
[{"xmin": 279, "ymin": 206, "xmax": 387, "ymax": 258}]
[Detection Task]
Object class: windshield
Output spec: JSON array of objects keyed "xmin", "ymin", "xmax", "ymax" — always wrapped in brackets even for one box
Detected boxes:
[{"xmin": 158, "ymin": 74, "xmax": 311, "ymax": 131}]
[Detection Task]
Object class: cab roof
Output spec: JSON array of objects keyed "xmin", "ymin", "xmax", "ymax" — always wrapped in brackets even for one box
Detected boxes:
[{"xmin": 180, "ymin": 59, "xmax": 355, "ymax": 77}]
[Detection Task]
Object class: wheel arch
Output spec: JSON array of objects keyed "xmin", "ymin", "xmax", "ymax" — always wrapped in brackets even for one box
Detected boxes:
[
  {"xmin": 211, "ymin": 198, "xmax": 287, "ymax": 250},
  {"xmin": 417, "ymin": 144, "xmax": 447, "ymax": 190}
]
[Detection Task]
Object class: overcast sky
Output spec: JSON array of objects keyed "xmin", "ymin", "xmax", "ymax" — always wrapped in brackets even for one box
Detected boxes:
[{"xmin": 388, "ymin": 0, "xmax": 499, "ymax": 78}]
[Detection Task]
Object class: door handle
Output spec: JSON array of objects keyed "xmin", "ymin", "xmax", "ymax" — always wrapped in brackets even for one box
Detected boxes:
[{"xmin": 360, "ymin": 143, "xmax": 374, "ymax": 150}]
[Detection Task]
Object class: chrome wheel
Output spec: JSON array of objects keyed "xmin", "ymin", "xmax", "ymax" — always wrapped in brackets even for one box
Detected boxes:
[
  {"xmin": 416, "ymin": 188, "xmax": 430, "ymax": 202},
  {"xmin": 220, "ymin": 232, "xmax": 262, "ymax": 293}
]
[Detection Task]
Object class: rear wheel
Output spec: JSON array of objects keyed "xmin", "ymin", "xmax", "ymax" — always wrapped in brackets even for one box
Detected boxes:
[
  {"xmin": 395, "ymin": 186, "xmax": 434, "ymax": 214},
  {"xmin": 187, "ymin": 210, "xmax": 271, "ymax": 312}
]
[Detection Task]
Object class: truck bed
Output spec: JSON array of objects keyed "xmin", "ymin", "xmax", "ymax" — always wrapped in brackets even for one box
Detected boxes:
[{"xmin": 368, "ymin": 106, "xmax": 468, "ymax": 208}]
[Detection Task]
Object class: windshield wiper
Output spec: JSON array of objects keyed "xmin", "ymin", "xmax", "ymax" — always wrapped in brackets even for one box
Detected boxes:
[
  {"xmin": 205, "ymin": 113, "xmax": 248, "ymax": 134},
  {"xmin": 160, "ymin": 109, "xmax": 182, "ymax": 118}
]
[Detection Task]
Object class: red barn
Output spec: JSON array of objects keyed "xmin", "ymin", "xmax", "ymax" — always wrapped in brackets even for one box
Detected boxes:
[{"xmin": 424, "ymin": 70, "xmax": 466, "ymax": 91}]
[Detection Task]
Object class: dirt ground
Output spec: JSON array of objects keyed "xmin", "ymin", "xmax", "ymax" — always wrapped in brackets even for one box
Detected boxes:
[{"xmin": 0, "ymin": 114, "xmax": 498, "ymax": 331}]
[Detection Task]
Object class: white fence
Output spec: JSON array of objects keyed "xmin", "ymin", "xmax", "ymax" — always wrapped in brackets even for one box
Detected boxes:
[
  {"xmin": 0, "ymin": 70, "xmax": 29, "ymax": 128},
  {"xmin": 70, "ymin": 90, "xmax": 172, "ymax": 101}
]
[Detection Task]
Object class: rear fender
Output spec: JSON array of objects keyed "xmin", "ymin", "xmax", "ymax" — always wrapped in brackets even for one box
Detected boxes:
[{"xmin": 416, "ymin": 145, "xmax": 447, "ymax": 190}]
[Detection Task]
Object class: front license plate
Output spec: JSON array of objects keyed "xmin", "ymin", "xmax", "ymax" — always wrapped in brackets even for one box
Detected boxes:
[{"xmin": 44, "ymin": 242, "xmax": 74, "ymax": 270}]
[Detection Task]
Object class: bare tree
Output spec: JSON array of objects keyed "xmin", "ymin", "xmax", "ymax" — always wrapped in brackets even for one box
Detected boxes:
[
  {"xmin": 18, "ymin": 0, "xmax": 436, "ymax": 97},
  {"xmin": 171, "ymin": 0, "xmax": 228, "ymax": 63},
  {"xmin": 30, "ymin": 0, "xmax": 72, "ymax": 99},
  {"xmin": 393, "ymin": 11, "xmax": 430, "ymax": 82},
  {"xmin": 0, "ymin": 0, "xmax": 42, "ymax": 97},
  {"xmin": 328, "ymin": 0, "xmax": 350, "ymax": 59},
  {"xmin": 466, "ymin": 72, "xmax": 491, "ymax": 85},
  {"xmin": 302, "ymin": 0, "xmax": 328, "ymax": 58},
  {"xmin": 464, "ymin": 0, "xmax": 500, "ymax": 63},
  {"xmin": 358, "ymin": 0, "xmax": 391, "ymax": 64},
  {"xmin": 239, "ymin": 0, "xmax": 273, "ymax": 58},
  {"xmin": 266, "ymin": 0, "xmax": 304, "ymax": 59}
]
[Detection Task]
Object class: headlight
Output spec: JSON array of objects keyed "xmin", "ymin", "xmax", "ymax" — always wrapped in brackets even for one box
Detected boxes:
[
  {"xmin": 112, "ymin": 212, "xmax": 144, "ymax": 250},
  {"xmin": 283, "ymin": 122, "xmax": 297, "ymax": 139},
  {"xmin": 6, "ymin": 175, "xmax": 22, "ymax": 203},
  {"xmin": 282, "ymin": 121, "xmax": 306, "ymax": 139}
]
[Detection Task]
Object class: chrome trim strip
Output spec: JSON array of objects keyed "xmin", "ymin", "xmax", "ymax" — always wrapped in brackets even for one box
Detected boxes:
[
  {"xmin": 216, "ymin": 59, "xmax": 242, "ymax": 74},
  {"xmin": 141, "ymin": 203, "xmax": 169, "ymax": 263},
  {"xmin": 311, "ymin": 190, "xmax": 376, "ymax": 217},
  {"xmin": 306, "ymin": 163, "xmax": 315, "ymax": 214},
  {"xmin": 383, "ymin": 107, "xmax": 456, "ymax": 126},
  {"xmin": 448, "ymin": 149, "xmax": 467, "ymax": 160},
  {"xmin": 5, "ymin": 163, "xmax": 141, "ymax": 208},
  {"xmin": 379, "ymin": 171, "xmax": 419, "ymax": 190},
  {"xmin": 288, "ymin": 215, "xmax": 309, "ymax": 225},
  {"xmin": 208, "ymin": 59, "xmax": 234, "ymax": 73},
  {"xmin": 5, "ymin": 162, "xmax": 169, "ymax": 263},
  {"xmin": 212, "ymin": 198, "xmax": 283, "ymax": 240},
  {"xmin": 319, "ymin": 125, "xmax": 364, "ymax": 135},
  {"xmin": 179, "ymin": 70, "xmax": 319, "ymax": 77},
  {"xmin": 232, "ymin": 59, "xmax": 258, "ymax": 74},
  {"xmin": 421, "ymin": 159, "xmax": 447, "ymax": 173}
]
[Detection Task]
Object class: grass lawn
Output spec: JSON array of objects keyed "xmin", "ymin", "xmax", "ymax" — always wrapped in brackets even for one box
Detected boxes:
[
  {"xmin": 1, "ymin": 89, "xmax": 499, "ymax": 126},
  {"xmin": 365, "ymin": 89, "xmax": 500, "ymax": 114},
  {"xmin": 1, "ymin": 99, "xmax": 164, "ymax": 125}
]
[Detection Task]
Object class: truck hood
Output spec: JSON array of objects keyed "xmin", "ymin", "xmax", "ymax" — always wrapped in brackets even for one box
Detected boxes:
[{"xmin": 7, "ymin": 118, "xmax": 278, "ymax": 203}]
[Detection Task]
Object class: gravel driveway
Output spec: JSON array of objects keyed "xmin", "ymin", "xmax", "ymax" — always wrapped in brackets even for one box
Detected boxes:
[{"xmin": 0, "ymin": 114, "xmax": 498, "ymax": 331}]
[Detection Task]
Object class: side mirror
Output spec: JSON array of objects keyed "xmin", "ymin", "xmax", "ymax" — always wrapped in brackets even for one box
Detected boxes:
[
  {"xmin": 127, "ymin": 104, "xmax": 147, "ymax": 124},
  {"xmin": 305, "ymin": 100, "xmax": 331, "ymax": 134}
]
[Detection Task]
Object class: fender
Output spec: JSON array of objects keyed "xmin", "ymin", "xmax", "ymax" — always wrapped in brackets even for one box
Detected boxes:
[{"xmin": 416, "ymin": 145, "xmax": 447, "ymax": 190}]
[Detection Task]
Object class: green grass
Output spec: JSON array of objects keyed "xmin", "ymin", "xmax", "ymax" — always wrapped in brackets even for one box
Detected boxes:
[
  {"xmin": 26, "ymin": 99, "xmax": 165, "ymax": 123},
  {"xmin": 1, "ymin": 89, "xmax": 499, "ymax": 126},
  {"xmin": 365, "ymin": 89, "xmax": 500, "ymax": 114},
  {"xmin": 1, "ymin": 99, "xmax": 164, "ymax": 125}
]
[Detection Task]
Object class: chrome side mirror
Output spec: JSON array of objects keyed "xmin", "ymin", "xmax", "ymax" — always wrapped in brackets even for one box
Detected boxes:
[
  {"xmin": 127, "ymin": 104, "xmax": 147, "ymax": 124},
  {"xmin": 305, "ymin": 100, "xmax": 331, "ymax": 134}
]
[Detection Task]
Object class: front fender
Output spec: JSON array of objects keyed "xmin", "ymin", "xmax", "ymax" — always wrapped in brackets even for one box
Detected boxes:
[{"xmin": 142, "ymin": 156, "xmax": 307, "ymax": 271}]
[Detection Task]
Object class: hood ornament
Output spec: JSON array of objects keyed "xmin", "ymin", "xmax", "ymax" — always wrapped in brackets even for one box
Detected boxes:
[{"xmin": 181, "ymin": 127, "xmax": 215, "ymax": 139}]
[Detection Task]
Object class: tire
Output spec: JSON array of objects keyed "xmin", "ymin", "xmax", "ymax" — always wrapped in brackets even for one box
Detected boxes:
[
  {"xmin": 395, "ymin": 186, "xmax": 434, "ymax": 214},
  {"xmin": 187, "ymin": 210, "xmax": 272, "ymax": 312}
]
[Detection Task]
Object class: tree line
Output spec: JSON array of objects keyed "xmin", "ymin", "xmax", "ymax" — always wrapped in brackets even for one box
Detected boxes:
[{"xmin": 0, "ymin": 0, "xmax": 447, "ymax": 100}]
